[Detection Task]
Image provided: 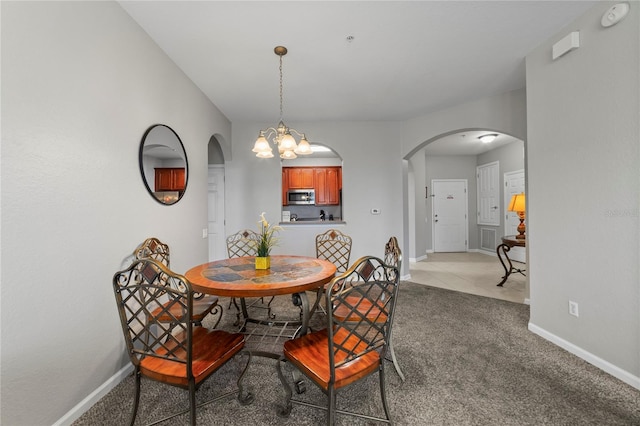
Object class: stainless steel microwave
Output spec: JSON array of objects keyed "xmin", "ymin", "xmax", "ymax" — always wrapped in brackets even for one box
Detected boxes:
[{"xmin": 287, "ymin": 189, "xmax": 315, "ymax": 205}]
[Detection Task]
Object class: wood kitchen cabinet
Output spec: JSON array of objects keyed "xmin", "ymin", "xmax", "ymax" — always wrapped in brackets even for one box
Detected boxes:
[
  {"xmin": 282, "ymin": 166, "xmax": 341, "ymax": 206},
  {"xmin": 314, "ymin": 167, "xmax": 341, "ymax": 205},
  {"xmin": 155, "ymin": 168, "xmax": 185, "ymax": 192},
  {"xmin": 286, "ymin": 167, "xmax": 315, "ymax": 189}
]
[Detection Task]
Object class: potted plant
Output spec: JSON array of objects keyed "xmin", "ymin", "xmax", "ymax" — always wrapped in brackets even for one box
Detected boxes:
[{"xmin": 255, "ymin": 212, "xmax": 281, "ymax": 269}]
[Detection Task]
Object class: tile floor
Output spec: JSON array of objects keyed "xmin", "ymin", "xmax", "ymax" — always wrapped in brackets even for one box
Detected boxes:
[{"xmin": 409, "ymin": 251, "xmax": 528, "ymax": 304}]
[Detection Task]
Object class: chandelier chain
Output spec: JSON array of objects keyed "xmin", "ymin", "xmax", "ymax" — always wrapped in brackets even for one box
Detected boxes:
[{"xmin": 279, "ymin": 54, "xmax": 284, "ymax": 121}]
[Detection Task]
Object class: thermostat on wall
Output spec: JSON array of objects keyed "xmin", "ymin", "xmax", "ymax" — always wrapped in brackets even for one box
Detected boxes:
[{"xmin": 371, "ymin": 208, "xmax": 381, "ymax": 215}]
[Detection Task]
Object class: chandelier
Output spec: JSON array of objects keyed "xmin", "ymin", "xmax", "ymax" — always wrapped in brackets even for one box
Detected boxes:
[{"xmin": 252, "ymin": 46, "xmax": 312, "ymax": 159}]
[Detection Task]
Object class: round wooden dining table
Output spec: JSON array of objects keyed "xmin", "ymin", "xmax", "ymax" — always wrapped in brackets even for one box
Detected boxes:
[
  {"xmin": 186, "ymin": 255, "xmax": 336, "ymax": 298},
  {"xmin": 185, "ymin": 255, "xmax": 337, "ymax": 352}
]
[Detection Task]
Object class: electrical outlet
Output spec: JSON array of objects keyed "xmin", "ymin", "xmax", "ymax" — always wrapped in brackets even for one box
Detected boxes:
[{"xmin": 568, "ymin": 301, "xmax": 579, "ymax": 317}]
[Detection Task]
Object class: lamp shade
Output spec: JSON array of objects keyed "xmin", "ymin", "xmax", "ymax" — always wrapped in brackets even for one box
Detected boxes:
[{"xmin": 508, "ymin": 193, "xmax": 526, "ymax": 212}]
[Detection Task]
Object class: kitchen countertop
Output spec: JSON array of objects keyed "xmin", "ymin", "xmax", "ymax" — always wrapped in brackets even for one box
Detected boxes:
[{"xmin": 280, "ymin": 218, "xmax": 345, "ymax": 225}]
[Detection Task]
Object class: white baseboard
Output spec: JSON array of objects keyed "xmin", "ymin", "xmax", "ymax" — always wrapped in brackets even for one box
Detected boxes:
[
  {"xmin": 409, "ymin": 254, "xmax": 428, "ymax": 263},
  {"xmin": 528, "ymin": 322, "xmax": 640, "ymax": 391},
  {"xmin": 53, "ymin": 363, "xmax": 134, "ymax": 426}
]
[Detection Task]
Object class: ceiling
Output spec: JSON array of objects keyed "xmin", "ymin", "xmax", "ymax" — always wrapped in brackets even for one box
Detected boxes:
[{"xmin": 119, "ymin": 1, "xmax": 596, "ymax": 155}]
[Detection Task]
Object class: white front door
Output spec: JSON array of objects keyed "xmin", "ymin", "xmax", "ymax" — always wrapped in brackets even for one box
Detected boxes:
[
  {"xmin": 208, "ymin": 166, "xmax": 226, "ymax": 261},
  {"xmin": 504, "ymin": 170, "xmax": 525, "ymax": 263},
  {"xmin": 432, "ymin": 179, "xmax": 468, "ymax": 252}
]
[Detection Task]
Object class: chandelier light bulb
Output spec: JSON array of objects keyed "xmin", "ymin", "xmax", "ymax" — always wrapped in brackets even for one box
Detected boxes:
[
  {"xmin": 279, "ymin": 133, "xmax": 297, "ymax": 151},
  {"xmin": 280, "ymin": 150, "xmax": 297, "ymax": 160},
  {"xmin": 294, "ymin": 136, "xmax": 312, "ymax": 155},
  {"xmin": 252, "ymin": 134, "xmax": 271, "ymax": 153},
  {"xmin": 256, "ymin": 150, "xmax": 275, "ymax": 159}
]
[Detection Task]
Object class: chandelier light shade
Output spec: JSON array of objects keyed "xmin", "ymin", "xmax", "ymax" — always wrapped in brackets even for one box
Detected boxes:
[
  {"xmin": 252, "ymin": 46, "xmax": 312, "ymax": 160},
  {"xmin": 508, "ymin": 192, "xmax": 527, "ymax": 239}
]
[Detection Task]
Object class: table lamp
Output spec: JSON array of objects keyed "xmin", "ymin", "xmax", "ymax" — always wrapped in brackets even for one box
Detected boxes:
[{"xmin": 508, "ymin": 192, "xmax": 526, "ymax": 239}]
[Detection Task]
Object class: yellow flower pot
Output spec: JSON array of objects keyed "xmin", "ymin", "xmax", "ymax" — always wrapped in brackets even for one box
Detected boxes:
[{"xmin": 255, "ymin": 256, "xmax": 270, "ymax": 270}]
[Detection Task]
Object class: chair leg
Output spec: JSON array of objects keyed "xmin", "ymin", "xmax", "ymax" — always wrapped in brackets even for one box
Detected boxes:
[
  {"xmin": 378, "ymin": 365, "xmax": 393, "ymax": 425},
  {"xmin": 129, "ymin": 370, "xmax": 141, "ymax": 426},
  {"xmin": 327, "ymin": 386, "xmax": 337, "ymax": 426},
  {"xmin": 189, "ymin": 378, "xmax": 196, "ymax": 426},
  {"xmin": 388, "ymin": 337, "xmax": 405, "ymax": 382}
]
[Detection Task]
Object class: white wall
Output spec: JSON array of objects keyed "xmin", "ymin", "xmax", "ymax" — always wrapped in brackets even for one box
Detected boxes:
[
  {"xmin": 526, "ymin": 1, "xmax": 639, "ymax": 385},
  {"xmin": 1, "ymin": 2, "xmax": 231, "ymax": 424}
]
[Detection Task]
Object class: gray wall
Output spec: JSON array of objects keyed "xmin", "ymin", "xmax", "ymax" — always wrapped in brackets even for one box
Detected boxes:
[
  {"xmin": 526, "ymin": 1, "xmax": 639, "ymax": 384},
  {"xmin": 1, "ymin": 2, "xmax": 230, "ymax": 424}
]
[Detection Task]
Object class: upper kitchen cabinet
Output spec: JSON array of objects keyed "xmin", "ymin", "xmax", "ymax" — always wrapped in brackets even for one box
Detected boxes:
[
  {"xmin": 282, "ymin": 166, "xmax": 341, "ymax": 206},
  {"xmin": 155, "ymin": 167, "xmax": 185, "ymax": 192},
  {"xmin": 315, "ymin": 167, "xmax": 341, "ymax": 205},
  {"xmin": 287, "ymin": 167, "xmax": 315, "ymax": 189}
]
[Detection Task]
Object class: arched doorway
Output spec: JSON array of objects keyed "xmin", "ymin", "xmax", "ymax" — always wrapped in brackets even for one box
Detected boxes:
[
  {"xmin": 405, "ymin": 129, "xmax": 528, "ymax": 303},
  {"xmin": 208, "ymin": 135, "xmax": 226, "ymax": 261}
]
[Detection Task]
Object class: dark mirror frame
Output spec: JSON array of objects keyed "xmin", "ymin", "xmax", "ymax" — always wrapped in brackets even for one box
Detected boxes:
[{"xmin": 138, "ymin": 124, "xmax": 189, "ymax": 206}]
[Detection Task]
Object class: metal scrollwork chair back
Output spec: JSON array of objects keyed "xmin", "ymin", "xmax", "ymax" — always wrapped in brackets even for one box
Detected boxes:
[
  {"xmin": 313, "ymin": 229, "xmax": 353, "ymax": 315},
  {"xmin": 112, "ymin": 257, "xmax": 253, "ymax": 425},
  {"xmin": 315, "ymin": 229, "xmax": 352, "ymax": 274},
  {"xmin": 226, "ymin": 229, "xmax": 274, "ymax": 323},
  {"xmin": 383, "ymin": 236, "xmax": 404, "ymax": 381},
  {"xmin": 133, "ymin": 237, "xmax": 221, "ymax": 328},
  {"xmin": 277, "ymin": 255, "xmax": 400, "ymax": 425}
]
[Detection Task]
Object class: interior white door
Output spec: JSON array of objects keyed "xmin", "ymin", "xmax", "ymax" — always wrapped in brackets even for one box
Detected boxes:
[
  {"xmin": 208, "ymin": 166, "xmax": 226, "ymax": 261},
  {"xmin": 504, "ymin": 170, "xmax": 525, "ymax": 263},
  {"xmin": 432, "ymin": 179, "xmax": 468, "ymax": 252},
  {"xmin": 477, "ymin": 161, "xmax": 500, "ymax": 225}
]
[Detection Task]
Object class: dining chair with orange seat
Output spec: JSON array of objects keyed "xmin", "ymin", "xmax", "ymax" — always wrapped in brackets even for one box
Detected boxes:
[
  {"xmin": 332, "ymin": 236, "xmax": 405, "ymax": 382},
  {"xmin": 133, "ymin": 237, "xmax": 221, "ymax": 328},
  {"xmin": 312, "ymin": 229, "xmax": 352, "ymax": 315},
  {"xmin": 276, "ymin": 255, "xmax": 400, "ymax": 425},
  {"xmin": 112, "ymin": 257, "xmax": 253, "ymax": 426}
]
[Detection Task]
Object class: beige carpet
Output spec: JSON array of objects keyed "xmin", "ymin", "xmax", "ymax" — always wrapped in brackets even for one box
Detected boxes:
[
  {"xmin": 410, "ymin": 251, "xmax": 527, "ymax": 304},
  {"xmin": 74, "ymin": 282, "xmax": 640, "ymax": 425}
]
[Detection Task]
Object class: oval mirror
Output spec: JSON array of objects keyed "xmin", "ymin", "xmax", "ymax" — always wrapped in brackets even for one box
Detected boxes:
[{"xmin": 139, "ymin": 124, "xmax": 188, "ymax": 205}]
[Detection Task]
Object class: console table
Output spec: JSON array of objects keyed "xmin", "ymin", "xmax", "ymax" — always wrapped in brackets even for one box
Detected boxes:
[{"xmin": 496, "ymin": 236, "xmax": 526, "ymax": 286}]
